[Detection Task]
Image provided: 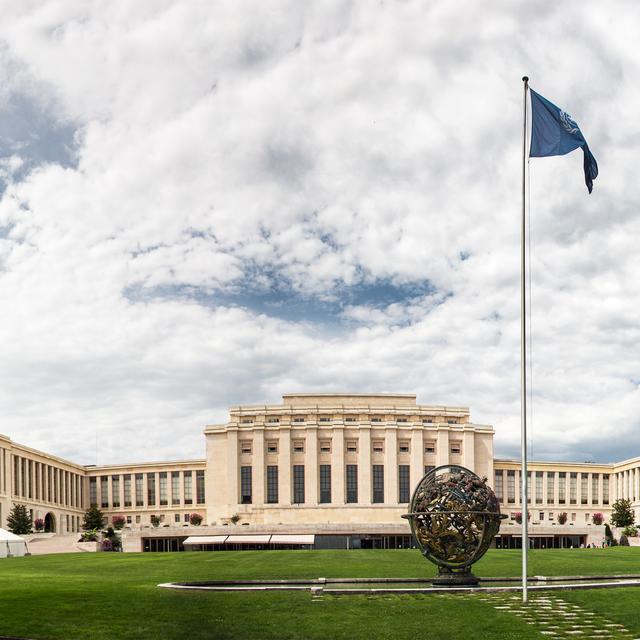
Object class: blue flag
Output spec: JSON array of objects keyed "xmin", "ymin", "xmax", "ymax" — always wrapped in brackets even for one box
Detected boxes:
[{"xmin": 529, "ymin": 89, "xmax": 598, "ymax": 193}]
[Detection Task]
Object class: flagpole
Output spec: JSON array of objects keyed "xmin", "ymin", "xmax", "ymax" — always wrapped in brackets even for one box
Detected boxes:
[{"xmin": 521, "ymin": 75, "xmax": 529, "ymax": 604}]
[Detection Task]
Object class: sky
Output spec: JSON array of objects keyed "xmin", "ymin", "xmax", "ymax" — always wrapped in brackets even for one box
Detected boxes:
[{"xmin": 0, "ymin": 1, "xmax": 638, "ymax": 466}]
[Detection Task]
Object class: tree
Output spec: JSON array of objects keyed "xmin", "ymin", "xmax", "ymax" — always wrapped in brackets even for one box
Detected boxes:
[
  {"xmin": 557, "ymin": 512, "xmax": 568, "ymax": 525},
  {"xmin": 7, "ymin": 504, "xmax": 32, "ymax": 535},
  {"xmin": 592, "ymin": 512, "xmax": 604, "ymax": 525},
  {"xmin": 189, "ymin": 513, "xmax": 203, "ymax": 526},
  {"xmin": 82, "ymin": 504, "xmax": 106, "ymax": 531},
  {"xmin": 610, "ymin": 498, "xmax": 634, "ymax": 528}
]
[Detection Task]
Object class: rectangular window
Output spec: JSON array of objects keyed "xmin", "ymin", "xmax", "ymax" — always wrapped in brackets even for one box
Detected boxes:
[
  {"xmin": 549, "ymin": 511, "xmax": 554, "ymax": 520},
  {"xmin": 570, "ymin": 472, "xmax": 577, "ymax": 504},
  {"xmin": 581, "ymin": 474, "xmax": 588, "ymax": 504},
  {"xmin": 293, "ymin": 465, "xmax": 305, "ymax": 504},
  {"xmin": 372, "ymin": 465, "xmax": 384, "ymax": 503},
  {"xmin": 112, "ymin": 475, "xmax": 121, "ymax": 508},
  {"xmin": 159, "ymin": 472, "xmax": 168, "ymax": 506},
  {"xmin": 507, "ymin": 470, "xmax": 516, "ymax": 503},
  {"xmin": 536, "ymin": 471, "xmax": 543, "ymax": 504},
  {"xmin": 174, "ymin": 514, "xmax": 180, "ymax": 523},
  {"xmin": 101, "ymin": 476, "xmax": 109, "ymax": 508},
  {"xmin": 603, "ymin": 474, "xmax": 609, "ymax": 505},
  {"xmin": 184, "ymin": 471, "xmax": 193, "ymax": 504},
  {"xmin": 547, "ymin": 473, "xmax": 555, "ymax": 503},
  {"xmin": 539, "ymin": 512, "xmax": 544, "ymax": 521},
  {"xmin": 127, "ymin": 515, "xmax": 132, "ymax": 524},
  {"xmin": 318, "ymin": 416, "xmax": 331, "ymax": 423},
  {"xmin": 423, "ymin": 418, "xmax": 433, "ymax": 424},
  {"xmin": 346, "ymin": 440, "xmax": 358, "ymax": 453},
  {"xmin": 397, "ymin": 418, "xmax": 407, "ymax": 423},
  {"xmin": 267, "ymin": 441, "xmax": 278, "ymax": 454},
  {"xmin": 450, "ymin": 443, "xmax": 461, "ymax": 455},
  {"xmin": 147, "ymin": 473, "xmax": 156, "ymax": 506},
  {"xmin": 424, "ymin": 465, "xmax": 435, "ymax": 476},
  {"xmin": 398, "ymin": 465, "xmax": 410, "ymax": 503},
  {"xmin": 346, "ymin": 465, "xmax": 358, "ymax": 503},
  {"xmin": 292, "ymin": 417, "xmax": 305, "ymax": 423},
  {"xmin": 196, "ymin": 470, "xmax": 205, "ymax": 504},
  {"xmin": 319, "ymin": 465, "xmax": 331, "ymax": 503},
  {"xmin": 494, "ymin": 470, "xmax": 504, "ymax": 502},
  {"xmin": 240, "ymin": 417, "xmax": 254, "ymax": 424},
  {"xmin": 424, "ymin": 442, "xmax": 436, "ymax": 454},
  {"xmin": 135, "ymin": 473, "xmax": 144, "ymax": 506},
  {"xmin": 171, "ymin": 471, "xmax": 180, "ymax": 505},
  {"xmin": 240, "ymin": 441, "xmax": 252, "ymax": 454},
  {"xmin": 558, "ymin": 472, "xmax": 566, "ymax": 504},
  {"xmin": 372, "ymin": 440, "xmax": 384, "ymax": 453},
  {"xmin": 592, "ymin": 475, "xmax": 599, "ymax": 504},
  {"xmin": 89, "ymin": 477, "xmax": 97, "ymax": 506},
  {"xmin": 267, "ymin": 466, "xmax": 278, "ymax": 504},
  {"xmin": 345, "ymin": 417, "xmax": 356, "ymax": 423},
  {"xmin": 371, "ymin": 417, "xmax": 382, "ymax": 423},
  {"xmin": 398, "ymin": 441, "xmax": 410, "ymax": 454},
  {"xmin": 293, "ymin": 440, "xmax": 305, "ymax": 453},
  {"xmin": 123, "ymin": 474, "xmax": 131, "ymax": 507},
  {"xmin": 240, "ymin": 466, "xmax": 252, "ymax": 504},
  {"xmin": 319, "ymin": 440, "xmax": 331, "ymax": 453},
  {"xmin": 447, "ymin": 419, "xmax": 457, "ymax": 424},
  {"xmin": 266, "ymin": 416, "xmax": 280, "ymax": 424}
]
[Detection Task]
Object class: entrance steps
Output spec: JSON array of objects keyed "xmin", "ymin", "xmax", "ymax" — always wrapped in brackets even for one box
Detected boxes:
[{"xmin": 24, "ymin": 534, "xmax": 93, "ymax": 555}]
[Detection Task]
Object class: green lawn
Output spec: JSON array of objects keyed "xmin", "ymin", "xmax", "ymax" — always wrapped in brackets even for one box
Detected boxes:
[{"xmin": 0, "ymin": 548, "xmax": 639, "ymax": 639}]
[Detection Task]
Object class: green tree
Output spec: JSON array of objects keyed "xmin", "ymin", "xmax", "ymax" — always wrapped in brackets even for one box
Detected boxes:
[
  {"xmin": 82, "ymin": 504, "xmax": 106, "ymax": 531},
  {"xmin": 610, "ymin": 498, "xmax": 634, "ymax": 528},
  {"xmin": 7, "ymin": 503, "xmax": 32, "ymax": 535}
]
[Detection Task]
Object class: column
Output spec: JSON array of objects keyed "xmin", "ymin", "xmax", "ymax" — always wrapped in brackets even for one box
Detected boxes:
[
  {"xmin": 226, "ymin": 429, "xmax": 238, "ymax": 506},
  {"xmin": 553, "ymin": 471, "xmax": 559, "ymax": 505},
  {"xmin": 410, "ymin": 429, "xmax": 422, "ymax": 491},
  {"xmin": 635, "ymin": 468, "xmax": 640, "ymax": 503},
  {"xmin": 306, "ymin": 427, "xmax": 318, "ymax": 505},
  {"xmin": 515, "ymin": 469, "xmax": 521, "ymax": 506},
  {"xmin": 542, "ymin": 471, "xmax": 548, "ymax": 506},
  {"xmin": 253, "ymin": 428, "xmax": 265, "ymax": 506},
  {"xmin": 462, "ymin": 430, "xmax": 475, "ymax": 472},
  {"xmin": 358, "ymin": 427, "xmax": 371, "ymax": 504},
  {"xmin": 385, "ymin": 427, "xmax": 398, "ymax": 504},
  {"xmin": 107, "ymin": 472, "xmax": 113, "ymax": 508},
  {"xmin": 279, "ymin": 427, "xmax": 291, "ymax": 506},
  {"xmin": 30, "ymin": 461, "xmax": 36, "ymax": 501},
  {"xmin": 332, "ymin": 426, "xmax": 345, "ymax": 504},
  {"xmin": 16, "ymin": 456, "xmax": 22, "ymax": 497},
  {"xmin": 436, "ymin": 429, "xmax": 449, "ymax": 467},
  {"xmin": 587, "ymin": 472, "xmax": 593, "ymax": 505}
]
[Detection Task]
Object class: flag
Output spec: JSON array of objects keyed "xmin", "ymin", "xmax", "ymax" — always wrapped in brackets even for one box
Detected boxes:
[{"xmin": 529, "ymin": 89, "xmax": 598, "ymax": 193}]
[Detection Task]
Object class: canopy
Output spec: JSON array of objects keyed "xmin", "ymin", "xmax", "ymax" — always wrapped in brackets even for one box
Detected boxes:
[
  {"xmin": 183, "ymin": 536, "xmax": 228, "ymax": 545},
  {"xmin": 269, "ymin": 534, "xmax": 315, "ymax": 545},
  {"xmin": 0, "ymin": 528, "xmax": 27, "ymax": 558},
  {"xmin": 225, "ymin": 535, "xmax": 271, "ymax": 544}
]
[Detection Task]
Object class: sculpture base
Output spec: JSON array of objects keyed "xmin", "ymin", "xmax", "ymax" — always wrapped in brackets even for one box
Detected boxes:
[{"xmin": 432, "ymin": 568, "xmax": 479, "ymax": 587}]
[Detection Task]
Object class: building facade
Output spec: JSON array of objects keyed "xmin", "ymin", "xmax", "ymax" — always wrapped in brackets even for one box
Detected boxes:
[{"xmin": 0, "ymin": 393, "xmax": 638, "ymax": 551}]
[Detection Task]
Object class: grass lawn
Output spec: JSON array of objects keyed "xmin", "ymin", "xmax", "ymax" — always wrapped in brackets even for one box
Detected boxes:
[{"xmin": 0, "ymin": 548, "xmax": 640, "ymax": 639}]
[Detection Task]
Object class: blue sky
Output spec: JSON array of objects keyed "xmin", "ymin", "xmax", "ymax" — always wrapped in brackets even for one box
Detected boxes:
[{"xmin": 0, "ymin": 1, "xmax": 639, "ymax": 465}]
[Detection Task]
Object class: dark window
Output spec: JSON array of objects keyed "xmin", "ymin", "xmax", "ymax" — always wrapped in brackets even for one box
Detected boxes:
[
  {"xmin": 507, "ymin": 470, "xmax": 516, "ymax": 503},
  {"xmin": 319, "ymin": 465, "xmax": 331, "ymax": 503},
  {"xmin": 240, "ymin": 466, "xmax": 252, "ymax": 504},
  {"xmin": 147, "ymin": 473, "xmax": 156, "ymax": 506},
  {"xmin": 112, "ymin": 475, "xmax": 121, "ymax": 508},
  {"xmin": 123, "ymin": 474, "xmax": 132, "ymax": 507},
  {"xmin": 135, "ymin": 473, "xmax": 144, "ymax": 506},
  {"xmin": 267, "ymin": 466, "xmax": 278, "ymax": 504},
  {"xmin": 346, "ymin": 465, "xmax": 358, "ymax": 503},
  {"xmin": 372, "ymin": 465, "xmax": 384, "ymax": 503},
  {"xmin": 196, "ymin": 470, "xmax": 205, "ymax": 504},
  {"xmin": 293, "ymin": 465, "xmax": 305, "ymax": 504},
  {"xmin": 89, "ymin": 476, "xmax": 97, "ymax": 506},
  {"xmin": 159, "ymin": 471, "xmax": 167, "ymax": 506},
  {"xmin": 101, "ymin": 475, "xmax": 109, "ymax": 508},
  {"xmin": 424, "ymin": 465, "xmax": 435, "ymax": 476},
  {"xmin": 398, "ymin": 465, "xmax": 410, "ymax": 503}
]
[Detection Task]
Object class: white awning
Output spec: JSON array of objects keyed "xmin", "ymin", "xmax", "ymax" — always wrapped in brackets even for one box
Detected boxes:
[
  {"xmin": 225, "ymin": 535, "xmax": 271, "ymax": 544},
  {"xmin": 183, "ymin": 536, "xmax": 228, "ymax": 545},
  {"xmin": 269, "ymin": 534, "xmax": 315, "ymax": 545}
]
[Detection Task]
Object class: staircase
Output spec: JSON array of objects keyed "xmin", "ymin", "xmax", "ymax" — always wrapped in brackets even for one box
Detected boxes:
[{"xmin": 25, "ymin": 534, "xmax": 95, "ymax": 555}]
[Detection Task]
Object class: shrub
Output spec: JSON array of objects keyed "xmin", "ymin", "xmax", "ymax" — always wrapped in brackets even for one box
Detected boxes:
[
  {"xmin": 112, "ymin": 516, "xmax": 126, "ymax": 530},
  {"xmin": 189, "ymin": 513, "xmax": 203, "ymax": 526},
  {"xmin": 80, "ymin": 528, "xmax": 99, "ymax": 542},
  {"xmin": 622, "ymin": 525, "xmax": 638, "ymax": 537},
  {"xmin": 592, "ymin": 513, "xmax": 604, "ymax": 525},
  {"xmin": 229, "ymin": 513, "xmax": 241, "ymax": 525},
  {"xmin": 150, "ymin": 515, "xmax": 161, "ymax": 528},
  {"xmin": 34, "ymin": 518, "xmax": 45, "ymax": 532},
  {"xmin": 620, "ymin": 534, "xmax": 629, "ymax": 546},
  {"xmin": 605, "ymin": 523, "xmax": 614, "ymax": 541},
  {"xmin": 557, "ymin": 512, "xmax": 568, "ymax": 525}
]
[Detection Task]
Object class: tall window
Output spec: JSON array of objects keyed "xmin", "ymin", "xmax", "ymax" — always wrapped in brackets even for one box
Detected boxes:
[
  {"xmin": 196, "ymin": 470, "xmax": 205, "ymax": 504},
  {"xmin": 184, "ymin": 471, "xmax": 193, "ymax": 505},
  {"xmin": 603, "ymin": 474, "xmax": 609, "ymax": 505},
  {"xmin": 494, "ymin": 471, "xmax": 504, "ymax": 502},
  {"xmin": 135, "ymin": 473, "xmax": 144, "ymax": 506},
  {"xmin": 346, "ymin": 465, "xmax": 358, "ymax": 503},
  {"xmin": 547, "ymin": 473, "xmax": 555, "ymax": 503},
  {"xmin": 240, "ymin": 466, "xmax": 252, "ymax": 504},
  {"xmin": 293, "ymin": 465, "xmax": 305, "ymax": 503},
  {"xmin": 536, "ymin": 472, "xmax": 543, "ymax": 504},
  {"xmin": 101, "ymin": 476, "xmax": 109, "ymax": 508},
  {"xmin": 424, "ymin": 465, "xmax": 435, "ymax": 476},
  {"xmin": 398, "ymin": 465, "xmax": 410, "ymax": 503},
  {"xmin": 147, "ymin": 473, "xmax": 156, "ymax": 506},
  {"xmin": 171, "ymin": 471, "xmax": 180, "ymax": 505},
  {"xmin": 89, "ymin": 477, "xmax": 97, "ymax": 506},
  {"xmin": 507, "ymin": 470, "xmax": 515, "ymax": 503},
  {"xmin": 592, "ymin": 475, "xmax": 599, "ymax": 504},
  {"xmin": 159, "ymin": 472, "xmax": 168, "ymax": 506},
  {"xmin": 319, "ymin": 465, "xmax": 331, "ymax": 503},
  {"xmin": 558, "ymin": 472, "xmax": 566, "ymax": 504},
  {"xmin": 267, "ymin": 466, "xmax": 278, "ymax": 504},
  {"xmin": 581, "ymin": 474, "xmax": 588, "ymax": 504},
  {"xmin": 570, "ymin": 472, "xmax": 577, "ymax": 504},
  {"xmin": 112, "ymin": 475, "xmax": 120, "ymax": 508},
  {"xmin": 123, "ymin": 474, "xmax": 132, "ymax": 507},
  {"xmin": 372, "ymin": 465, "xmax": 384, "ymax": 503}
]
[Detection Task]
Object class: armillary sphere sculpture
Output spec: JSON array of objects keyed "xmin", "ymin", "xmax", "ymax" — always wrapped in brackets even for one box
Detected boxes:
[{"xmin": 402, "ymin": 464, "xmax": 506, "ymax": 585}]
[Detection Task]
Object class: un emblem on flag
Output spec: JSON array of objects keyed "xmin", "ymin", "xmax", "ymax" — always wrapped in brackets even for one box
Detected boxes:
[{"xmin": 559, "ymin": 110, "xmax": 578, "ymax": 134}]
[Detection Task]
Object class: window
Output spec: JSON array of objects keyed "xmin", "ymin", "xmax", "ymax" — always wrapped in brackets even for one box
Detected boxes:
[
  {"xmin": 293, "ymin": 440, "xmax": 305, "ymax": 453},
  {"xmin": 135, "ymin": 473, "xmax": 144, "ymax": 506},
  {"xmin": 240, "ymin": 466, "xmax": 252, "ymax": 504},
  {"xmin": 536, "ymin": 472, "xmax": 543, "ymax": 504},
  {"xmin": 123, "ymin": 474, "xmax": 132, "ymax": 507},
  {"xmin": 371, "ymin": 417, "xmax": 382, "ymax": 423},
  {"xmin": 507, "ymin": 470, "xmax": 516, "ymax": 503},
  {"xmin": 424, "ymin": 442, "xmax": 436, "ymax": 454},
  {"xmin": 447, "ymin": 419, "xmax": 457, "ymax": 424},
  {"xmin": 112, "ymin": 475, "xmax": 121, "ymax": 508},
  {"xmin": 89, "ymin": 477, "xmax": 97, "ymax": 506},
  {"xmin": 267, "ymin": 441, "xmax": 278, "ymax": 454},
  {"xmin": 571, "ymin": 512, "xmax": 576, "ymax": 522},
  {"xmin": 240, "ymin": 441, "xmax": 252, "ymax": 454},
  {"xmin": 549, "ymin": 512, "xmax": 554, "ymax": 520},
  {"xmin": 319, "ymin": 465, "xmax": 331, "ymax": 503},
  {"xmin": 398, "ymin": 441, "xmax": 410, "ymax": 454},
  {"xmin": 159, "ymin": 472, "xmax": 167, "ymax": 506},
  {"xmin": 603, "ymin": 474, "xmax": 609, "ymax": 505},
  {"xmin": 345, "ymin": 417, "xmax": 357, "ymax": 423},
  {"xmin": 592, "ymin": 475, "xmax": 599, "ymax": 504},
  {"xmin": 570, "ymin": 472, "xmax": 577, "ymax": 504},
  {"xmin": 398, "ymin": 465, "xmax": 410, "ymax": 503},
  {"xmin": 318, "ymin": 416, "xmax": 331, "ymax": 423},
  {"xmin": 547, "ymin": 473, "xmax": 555, "ymax": 503},
  {"xmin": 397, "ymin": 418, "xmax": 407, "ymax": 423},
  {"xmin": 267, "ymin": 466, "xmax": 278, "ymax": 503},
  {"xmin": 424, "ymin": 465, "xmax": 435, "ymax": 476},
  {"xmin": 266, "ymin": 416, "xmax": 280, "ymax": 424},
  {"xmin": 346, "ymin": 440, "xmax": 358, "ymax": 453},
  {"xmin": 135, "ymin": 515, "xmax": 141, "ymax": 524},
  {"xmin": 184, "ymin": 471, "xmax": 193, "ymax": 505},
  {"xmin": 174, "ymin": 514, "xmax": 180, "ymax": 523},
  {"xmin": 494, "ymin": 471, "xmax": 504, "ymax": 502},
  {"xmin": 346, "ymin": 465, "xmax": 358, "ymax": 503},
  {"xmin": 171, "ymin": 471, "xmax": 180, "ymax": 505},
  {"xmin": 293, "ymin": 465, "xmax": 305, "ymax": 503},
  {"xmin": 558, "ymin": 472, "xmax": 566, "ymax": 504},
  {"xmin": 372, "ymin": 440, "xmax": 384, "ymax": 453},
  {"xmin": 450, "ymin": 443, "xmax": 461, "ymax": 455},
  {"xmin": 319, "ymin": 440, "xmax": 331, "ymax": 453},
  {"xmin": 422, "ymin": 418, "xmax": 433, "ymax": 424},
  {"xmin": 581, "ymin": 474, "xmax": 588, "ymax": 504},
  {"xmin": 539, "ymin": 512, "xmax": 544, "ymax": 521},
  {"xmin": 183, "ymin": 514, "xmax": 189, "ymax": 523},
  {"xmin": 292, "ymin": 416, "xmax": 305, "ymax": 423},
  {"xmin": 101, "ymin": 476, "xmax": 109, "ymax": 508},
  {"xmin": 126, "ymin": 515, "xmax": 132, "ymax": 524},
  {"xmin": 196, "ymin": 470, "xmax": 205, "ymax": 504},
  {"xmin": 147, "ymin": 473, "xmax": 156, "ymax": 506},
  {"xmin": 585, "ymin": 512, "xmax": 590, "ymax": 522},
  {"xmin": 372, "ymin": 465, "xmax": 384, "ymax": 503},
  {"xmin": 240, "ymin": 418, "xmax": 254, "ymax": 424}
]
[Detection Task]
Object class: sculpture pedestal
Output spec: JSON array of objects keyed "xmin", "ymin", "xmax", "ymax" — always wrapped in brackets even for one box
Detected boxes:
[{"xmin": 432, "ymin": 567, "xmax": 479, "ymax": 587}]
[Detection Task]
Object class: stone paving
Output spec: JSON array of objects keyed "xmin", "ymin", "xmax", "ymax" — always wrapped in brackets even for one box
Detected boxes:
[{"xmin": 478, "ymin": 592, "xmax": 638, "ymax": 639}]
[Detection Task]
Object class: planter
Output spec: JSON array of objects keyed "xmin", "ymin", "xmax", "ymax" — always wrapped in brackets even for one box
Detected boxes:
[{"xmin": 76, "ymin": 541, "xmax": 100, "ymax": 552}]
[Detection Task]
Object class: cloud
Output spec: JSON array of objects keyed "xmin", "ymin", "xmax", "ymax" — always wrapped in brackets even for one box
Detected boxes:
[{"xmin": 0, "ymin": 1, "xmax": 638, "ymax": 465}]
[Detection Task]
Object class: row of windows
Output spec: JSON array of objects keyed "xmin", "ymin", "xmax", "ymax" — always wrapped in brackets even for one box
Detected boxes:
[
  {"xmin": 238, "ymin": 416, "xmax": 461, "ymax": 425},
  {"xmin": 112, "ymin": 513, "xmax": 195, "ymax": 526},
  {"xmin": 240, "ymin": 439, "xmax": 460, "ymax": 455},
  {"xmin": 240, "ymin": 464, "xmax": 435, "ymax": 505},
  {"xmin": 494, "ymin": 471, "xmax": 610, "ymax": 505},
  {"xmin": 12, "ymin": 455, "xmax": 83, "ymax": 509},
  {"xmin": 509, "ymin": 511, "xmax": 599, "ymax": 523},
  {"xmin": 89, "ymin": 470, "xmax": 205, "ymax": 509}
]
